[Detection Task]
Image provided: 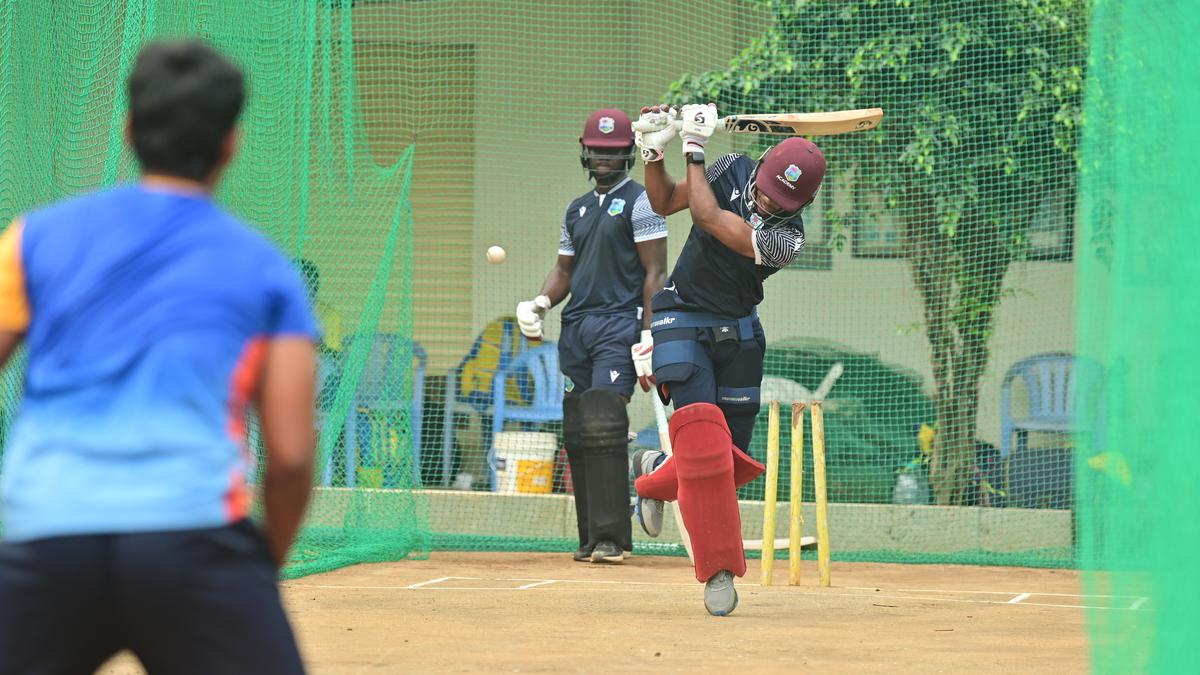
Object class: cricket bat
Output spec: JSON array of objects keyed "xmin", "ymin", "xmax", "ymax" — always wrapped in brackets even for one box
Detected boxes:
[
  {"xmin": 651, "ymin": 394, "xmax": 694, "ymax": 562},
  {"xmin": 633, "ymin": 107, "xmax": 884, "ymax": 136}
]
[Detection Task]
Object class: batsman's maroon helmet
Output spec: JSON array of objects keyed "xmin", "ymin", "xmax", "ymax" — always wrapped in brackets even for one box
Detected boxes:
[
  {"xmin": 756, "ymin": 137, "xmax": 827, "ymax": 213},
  {"xmin": 581, "ymin": 108, "xmax": 634, "ymax": 147}
]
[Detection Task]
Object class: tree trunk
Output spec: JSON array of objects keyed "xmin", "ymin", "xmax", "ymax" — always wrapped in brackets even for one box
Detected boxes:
[
  {"xmin": 905, "ymin": 204, "xmax": 1012, "ymax": 505},
  {"xmin": 904, "ymin": 204, "xmax": 962, "ymax": 504}
]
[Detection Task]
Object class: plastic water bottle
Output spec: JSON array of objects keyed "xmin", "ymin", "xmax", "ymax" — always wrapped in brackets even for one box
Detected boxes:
[{"xmin": 893, "ymin": 472, "xmax": 920, "ymax": 504}]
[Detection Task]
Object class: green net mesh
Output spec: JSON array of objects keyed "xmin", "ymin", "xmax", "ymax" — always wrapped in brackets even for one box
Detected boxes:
[
  {"xmin": 1076, "ymin": 0, "xmax": 1199, "ymax": 671},
  {"xmin": 0, "ymin": 6, "xmax": 1191, "ymax": 654}
]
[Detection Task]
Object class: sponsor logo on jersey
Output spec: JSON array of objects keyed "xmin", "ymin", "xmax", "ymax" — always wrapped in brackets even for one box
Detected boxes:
[
  {"xmin": 598, "ymin": 116, "xmax": 615, "ymax": 134},
  {"xmin": 607, "ymin": 198, "xmax": 625, "ymax": 216},
  {"xmin": 564, "ymin": 376, "xmax": 575, "ymax": 393},
  {"xmin": 609, "ymin": 370, "xmax": 620, "ymax": 383},
  {"xmin": 730, "ymin": 188, "xmax": 741, "ymax": 201},
  {"xmin": 578, "ymin": 205, "xmax": 587, "ymax": 217}
]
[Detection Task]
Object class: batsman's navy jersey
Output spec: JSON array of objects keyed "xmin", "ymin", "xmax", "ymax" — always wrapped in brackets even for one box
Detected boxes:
[
  {"xmin": 658, "ymin": 154, "xmax": 806, "ymax": 318},
  {"xmin": 559, "ymin": 177, "xmax": 666, "ymax": 323}
]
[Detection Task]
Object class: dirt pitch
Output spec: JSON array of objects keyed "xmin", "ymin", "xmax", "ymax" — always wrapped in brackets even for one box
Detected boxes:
[{"xmin": 98, "ymin": 552, "xmax": 1108, "ymax": 673}]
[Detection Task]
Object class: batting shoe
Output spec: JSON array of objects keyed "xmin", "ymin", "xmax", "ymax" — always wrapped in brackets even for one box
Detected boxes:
[
  {"xmin": 590, "ymin": 541, "xmax": 625, "ymax": 564},
  {"xmin": 632, "ymin": 449, "xmax": 666, "ymax": 538},
  {"xmin": 703, "ymin": 570, "xmax": 739, "ymax": 617},
  {"xmin": 572, "ymin": 544, "xmax": 594, "ymax": 562}
]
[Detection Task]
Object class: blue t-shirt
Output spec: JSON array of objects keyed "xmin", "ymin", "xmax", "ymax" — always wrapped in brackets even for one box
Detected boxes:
[{"xmin": 0, "ymin": 183, "xmax": 317, "ymax": 541}]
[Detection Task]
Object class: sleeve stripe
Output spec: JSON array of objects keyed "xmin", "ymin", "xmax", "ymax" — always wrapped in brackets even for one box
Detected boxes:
[
  {"xmin": 751, "ymin": 231, "xmax": 763, "ymax": 265},
  {"xmin": 754, "ymin": 226, "xmax": 806, "ymax": 269},
  {"xmin": 704, "ymin": 154, "xmax": 739, "ymax": 182},
  {"xmin": 633, "ymin": 231, "xmax": 669, "ymax": 243},
  {"xmin": 631, "ymin": 192, "xmax": 667, "ymax": 242},
  {"xmin": 0, "ymin": 219, "xmax": 31, "ymax": 332},
  {"xmin": 559, "ymin": 205, "xmax": 575, "ymax": 255}
]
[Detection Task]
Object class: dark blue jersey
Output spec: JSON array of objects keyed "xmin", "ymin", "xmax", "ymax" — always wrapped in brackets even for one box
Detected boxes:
[
  {"xmin": 658, "ymin": 154, "xmax": 806, "ymax": 318},
  {"xmin": 559, "ymin": 177, "xmax": 667, "ymax": 322}
]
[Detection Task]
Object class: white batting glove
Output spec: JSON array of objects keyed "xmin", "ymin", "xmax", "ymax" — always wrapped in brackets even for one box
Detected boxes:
[
  {"xmin": 634, "ymin": 106, "xmax": 678, "ymax": 163},
  {"xmin": 679, "ymin": 103, "xmax": 718, "ymax": 155},
  {"xmin": 516, "ymin": 295, "xmax": 552, "ymax": 340},
  {"xmin": 631, "ymin": 329, "xmax": 655, "ymax": 392}
]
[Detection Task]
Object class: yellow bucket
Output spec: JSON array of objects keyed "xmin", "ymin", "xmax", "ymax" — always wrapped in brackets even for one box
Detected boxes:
[{"xmin": 493, "ymin": 431, "xmax": 558, "ymax": 494}]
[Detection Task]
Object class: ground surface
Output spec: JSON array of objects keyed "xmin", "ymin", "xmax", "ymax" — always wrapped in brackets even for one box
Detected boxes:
[{"xmin": 99, "ymin": 552, "xmax": 1110, "ymax": 673}]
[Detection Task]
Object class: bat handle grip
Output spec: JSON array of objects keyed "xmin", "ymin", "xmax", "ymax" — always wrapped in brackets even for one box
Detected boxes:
[{"xmin": 631, "ymin": 118, "xmax": 728, "ymax": 133}]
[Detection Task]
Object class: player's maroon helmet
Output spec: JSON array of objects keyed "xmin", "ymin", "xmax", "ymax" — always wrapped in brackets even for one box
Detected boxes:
[
  {"xmin": 579, "ymin": 108, "xmax": 635, "ymax": 186},
  {"xmin": 744, "ymin": 137, "xmax": 826, "ymax": 227}
]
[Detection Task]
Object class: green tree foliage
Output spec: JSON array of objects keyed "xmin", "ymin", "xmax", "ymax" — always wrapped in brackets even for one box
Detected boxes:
[{"xmin": 667, "ymin": 0, "xmax": 1088, "ymax": 503}]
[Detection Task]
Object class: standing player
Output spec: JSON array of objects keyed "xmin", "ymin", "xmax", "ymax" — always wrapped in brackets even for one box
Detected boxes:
[
  {"xmin": 0, "ymin": 41, "xmax": 316, "ymax": 672},
  {"xmin": 629, "ymin": 103, "xmax": 826, "ymax": 615},
  {"xmin": 515, "ymin": 109, "xmax": 667, "ymax": 564}
]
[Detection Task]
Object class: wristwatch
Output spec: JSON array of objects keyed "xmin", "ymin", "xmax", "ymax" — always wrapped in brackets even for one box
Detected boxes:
[{"xmin": 685, "ymin": 151, "xmax": 706, "ymax": 165}]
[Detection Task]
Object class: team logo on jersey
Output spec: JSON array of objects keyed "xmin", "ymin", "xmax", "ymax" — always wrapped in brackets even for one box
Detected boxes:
[
  {"xmin": 607, "ymin": 198, "xmax": 625, "ymax": 216},
  {"xmin": 749, "ymin": 212, "xmax": 764, "ymax": 228},
  {"xmin": 609, "ymin": 370, "xmax": 621, "ymax": 383},
  {"xmin": 598, "ymin": 116, "xmax": 615, "ymax": 134},
  {"xmin": 579, "ymin": 205, "xmax": 587, "ymax": 217},
  {"xmin": 730, "ymin": 189, "xmax": 741, "ymax": 201},
  {"xmin": 784, "ymin": 164, "xmax": 802, "ymax": 182},
  {"xmin": 564, "ymin": 376, "xmax": 575, "ymax": 393}
]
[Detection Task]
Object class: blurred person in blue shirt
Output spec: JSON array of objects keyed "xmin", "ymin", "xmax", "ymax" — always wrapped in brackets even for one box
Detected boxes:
[{"xmin": 0, "ymin": 40, "xmax": 317, "ymax": 674}]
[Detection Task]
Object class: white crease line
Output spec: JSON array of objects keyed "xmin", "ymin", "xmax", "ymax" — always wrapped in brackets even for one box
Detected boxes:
[
  {"xmin": 826, "ymin": 590, "xmax": 1140, "ymax": 611},
  {"xmin": 285, "ymin": 580, "xmax": 1147, "ymax": 611},
  {"xmin": 872, "ymin": 587, "xmax": 1145, "ymax": 599},
  {"xmin": 516, "ymin": 580, "xmax": 558, "ymax": 590},
  {"xmin": 404, "ymin": 576, "xmax": 478, "ymax": 590},
  {"xmin": 1008, "ymin": 593, "xmax": 1032, "ymax": 604},
  {"xmin": 1129, "ymin": 597, "xmax": 1149, "ymax": 610},
  {"xmin": 401, "ymin": 586, "xmax": 1142, "ymax": 609}
]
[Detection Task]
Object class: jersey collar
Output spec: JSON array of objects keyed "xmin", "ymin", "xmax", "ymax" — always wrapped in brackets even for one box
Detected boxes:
[{"xmin": 594, "ymin": 176, "xmax": 631, "ymax": 202}]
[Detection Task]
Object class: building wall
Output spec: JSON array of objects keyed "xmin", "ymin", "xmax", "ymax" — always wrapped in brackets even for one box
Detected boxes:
[{"xmin": 347, "ymin": 1, "xmax": 1076, "ymax": 447}]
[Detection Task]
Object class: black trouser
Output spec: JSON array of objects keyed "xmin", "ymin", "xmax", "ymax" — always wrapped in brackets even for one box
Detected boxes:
[{"xmin": 0, "ymin": 520, "xmax": 304, "ymax": 675}]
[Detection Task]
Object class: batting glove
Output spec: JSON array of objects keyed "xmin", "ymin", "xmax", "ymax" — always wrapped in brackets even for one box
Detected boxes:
[
  {"xmin": 634, "ymin": 105, "xmax": 678, "ymax": 163},
  {"xmin": 516, "ymin": 295, "xmax": 552, "ymax": 340},
  {"xmin": 679, "ymin": 103, "xmax": 718, "ymax": 155},
  {"xmin": 631, "ymin": 329, "xmax": 655, "ymax": 392}
]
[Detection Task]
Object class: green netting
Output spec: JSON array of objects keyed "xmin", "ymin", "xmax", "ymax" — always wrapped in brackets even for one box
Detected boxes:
[
  {"xmin": 393, "ymin": 0, "xmax": 1087, "ymax": 568},
  {"xmin": 4, "ymin": 1, "xmax": 1187, "ymax": 618},
  {"xmin": 1076, "ymin": 0, "xmax": 1199, "ymax": 671},
  {"xmin": 0, "ymin": 2, "xmax": 427, "ymax": 574}
]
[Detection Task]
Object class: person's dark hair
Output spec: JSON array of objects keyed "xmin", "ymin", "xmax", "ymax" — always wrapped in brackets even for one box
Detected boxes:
[{"xmin": 128, "ymin": 40, "xmax": 245, "ymax": 181}]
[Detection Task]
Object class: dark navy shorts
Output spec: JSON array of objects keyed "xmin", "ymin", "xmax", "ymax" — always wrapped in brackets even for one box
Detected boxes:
[
  {"xmin": 0, "ymin": 520, "xmax": 305, "ymax": 675},
  {"xmin": 559, "ymin": 313, "xmax": 641, "ymax": 399},
  {"xmin": 651, "ymin": 309, "xmax": 766, "ymax": 453}
]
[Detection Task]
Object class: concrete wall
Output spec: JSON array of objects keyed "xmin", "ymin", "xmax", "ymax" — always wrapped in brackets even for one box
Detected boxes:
[{"xmin": 307, "ymin": 488, "xmax": 1073, "ymax": 558}]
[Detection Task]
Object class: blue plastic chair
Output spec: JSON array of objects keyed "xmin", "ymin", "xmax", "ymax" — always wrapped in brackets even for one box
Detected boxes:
[
  {"xmin": 440, "ymin": 319, "xmax": 532, "ymax": 486},
  {"xmin": 488, "ymin": 343, "xmax": 564, "ymax": 489},
  {"xmin": 1000, "ymin": 352, "xmax": 1103, "ymax": 458},
  {"xmin": 325, "ymin": 334, "xmax": 427, "ymax": 487}
]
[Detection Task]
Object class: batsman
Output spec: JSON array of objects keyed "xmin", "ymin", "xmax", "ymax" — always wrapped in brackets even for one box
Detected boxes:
[
  {"xmin": 630, "ymin": 103, "xmax": 826, "ymax": 615},
  {"xmin": 515, "ymin": 109, "xmax": 667, "ymax": 564}
]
